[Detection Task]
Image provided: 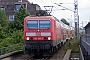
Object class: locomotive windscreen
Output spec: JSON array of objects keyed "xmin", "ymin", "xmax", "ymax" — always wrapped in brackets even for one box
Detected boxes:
[
  {"xmin": 27, "ymin": 20, "xmax": 38, "ymax": 28},
  {"xmin": 39, "ymin": 20, "xmax": 50, "ymax": 28},
  {"xmin": 26, "ymin": 20, "xmax": 50, "ymax": 28}
]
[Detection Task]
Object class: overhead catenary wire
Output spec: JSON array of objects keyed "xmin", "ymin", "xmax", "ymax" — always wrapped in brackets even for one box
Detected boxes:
[
  {"xmin": 40, "ymin": 0, "xmax": 65, "ymax": 12},
  {"xmin": 40, "ymin": 0, "xmax": 55, "ymax": 14},
  {"xmin": 40, "ymin": 0, "xmax": 47, "ymax": 5},
  {"xmin": 54, "ymin": 3, "xmax": 74, "ymax": 12},
  {"xmin": 35, "ymin": 0, "xmax": 71, "ymax": 18}
]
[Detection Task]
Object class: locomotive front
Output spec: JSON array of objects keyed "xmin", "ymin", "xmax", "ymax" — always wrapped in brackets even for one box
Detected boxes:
[{"xmin": 24, "ymin": 16, "xmax": 55, "ymax": 56}]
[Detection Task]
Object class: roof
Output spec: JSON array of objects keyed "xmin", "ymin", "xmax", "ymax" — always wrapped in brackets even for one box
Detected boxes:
[
  {"xmin": 84, "ymin": 21, "xmax": 90, "ymax": 28},
  {"xmin": 0, "ymin": 0, "xmax": 41, "ymax": 15}
]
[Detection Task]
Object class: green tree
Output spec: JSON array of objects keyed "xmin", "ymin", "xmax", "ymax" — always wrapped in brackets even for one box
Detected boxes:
[
  {"xmin": 9, "ymin": 4, "xmax": 30, "ymax": 30},
  {"xmin": 0, "ymin": 5, "xmax": 29, "ymax": 48},
  {"xmin": 61, "ymin": 18, "xmax": 70, "ymax": 26},
  {"xmin": 0, "ymin": 6, "xmax": 9, "ymax": 39},
  {"xmin": 11, "ymin": 30, "xmax": 23, "ymax": 44},
  {"xmin": 0, "ymin": 6, "xmax": 8, "ymax": 27}
]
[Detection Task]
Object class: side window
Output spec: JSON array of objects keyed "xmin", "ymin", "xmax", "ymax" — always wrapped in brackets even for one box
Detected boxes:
[
  {"xmin": 54, "ymin": 20, "xmax": 56, "ymax": 27},
  {"xmin": 67, "ymin": 30, "xmax": 68, "ymax": 34},
  {"xmin": 62, "ymin": 28, "xmax": 64, "ymax": 34}
]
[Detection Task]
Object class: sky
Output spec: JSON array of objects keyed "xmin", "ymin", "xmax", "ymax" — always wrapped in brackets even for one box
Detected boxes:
[{"xmin": 28, "ymin": 0, "xmax": 90, "ymax": 27}]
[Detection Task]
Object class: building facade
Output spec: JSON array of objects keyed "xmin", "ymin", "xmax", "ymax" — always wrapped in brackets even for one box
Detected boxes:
[
  {"xmin": 84, "ymin": 22, "xmax": 90, "ymax": 34},
  {"xmin": 0, "ymin": 0, "xmax": 41, "ymax": 21}
]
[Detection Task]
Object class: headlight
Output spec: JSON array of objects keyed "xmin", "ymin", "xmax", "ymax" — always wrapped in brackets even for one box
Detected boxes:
[
  {"xmin": 48, "ymin": 37, "xmax": 51, "ymax": 40},
  {"xmin": 26, "ymin": 37, "xmax": 29, "ymax": 40}
]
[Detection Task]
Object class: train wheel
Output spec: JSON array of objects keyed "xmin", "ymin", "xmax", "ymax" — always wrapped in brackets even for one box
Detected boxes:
[
  {"xmin": 51, "ymin": 47, "xmax": 54, "ymax": 54},
  {"xmin": 61, "ymin": 42, "xmax": 63, "ymax": 46},
  {"xmin": 49, "ymin": 47, "xmax": 54, "ymax": 56}
]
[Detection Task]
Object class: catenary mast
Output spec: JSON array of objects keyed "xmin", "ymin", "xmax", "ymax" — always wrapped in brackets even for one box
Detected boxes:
[{"xmin": 74, "ymin": 0, "xmax": 78, "ymax": 36}]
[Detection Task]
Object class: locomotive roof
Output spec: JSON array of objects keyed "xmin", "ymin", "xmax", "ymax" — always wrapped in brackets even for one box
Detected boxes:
[{"xmin": 24, "ymin": 15, "xmax": 54, "ymax": 19}]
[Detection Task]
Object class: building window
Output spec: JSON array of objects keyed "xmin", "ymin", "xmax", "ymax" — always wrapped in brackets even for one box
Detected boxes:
[
  {"xmin": 18, "ymin": 0, "xmax": 22, "ymax": 2},
  {"xmin": 0, "ymin": 7, "xmax": 5, "ymax": 11},
  {"xmin": 15, "ymin": 4, "xmax": 21, "ymax": 10},
  {"xmin": 9, "ymin": 15, "xmax": 14, "ymax": 21},
  {"xmin": 36, "ymin": 5, "xmax": 40, "ymax": 10}
]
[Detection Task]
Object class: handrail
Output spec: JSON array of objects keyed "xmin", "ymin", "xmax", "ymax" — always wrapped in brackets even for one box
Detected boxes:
[
  {"xmin": 79, "ymin": 45, "xmax": 84, "ymax": 60},
  {"xmin": 81, "ymin": 34, "xmax": 90, "ymax": 36},
  {"xmin": 63, "ymin": 49, "xmax": 71, "ymax": 60},
  {"xmin": 82, "ymin": 40, "xmax": 90, "ymax": 47}
]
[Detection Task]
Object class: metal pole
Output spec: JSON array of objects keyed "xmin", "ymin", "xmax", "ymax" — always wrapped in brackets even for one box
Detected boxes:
[
  {"xmin": 78, "ymin": 15, "xmax": 79, "ymax": 34},
  {"xmin": 55, "ymin": 1, "xmax": 79, "ymax": 38},
  {"xmin": 82, "ymin": 21, "xmax": 84, "ymax": 34},
  {"xmin": 74, "ymin": 0, "xmax": 78, "ymax": 37}
]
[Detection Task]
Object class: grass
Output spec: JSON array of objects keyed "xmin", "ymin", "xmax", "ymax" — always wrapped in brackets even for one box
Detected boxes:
[{"xmin": 63, "ymin": 35, "xmax": 80, "ymax": 53}]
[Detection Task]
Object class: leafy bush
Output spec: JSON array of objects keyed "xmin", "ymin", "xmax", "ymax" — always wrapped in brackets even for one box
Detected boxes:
[
  {"xmin": 63, "ymin": 35, "xmax": 80, "ymax": 53},
  {"xmin": 0, "ymin": 5, "xmax": 29, "ymax": 49}
]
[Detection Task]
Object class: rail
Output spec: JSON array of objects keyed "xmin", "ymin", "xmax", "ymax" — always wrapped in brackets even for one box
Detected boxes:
[
  {"xmin": 63, "ymin": 49, "xmax": 71, "ymax": 60},
  {"xmin": 0, "ymin": 44, "xmax": 23, "ymax": 56}
]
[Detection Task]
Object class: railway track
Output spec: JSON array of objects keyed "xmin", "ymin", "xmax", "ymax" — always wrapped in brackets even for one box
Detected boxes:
[{"xmin": 48, "ymin": 46, "xmax": 66, "ymax": 60}]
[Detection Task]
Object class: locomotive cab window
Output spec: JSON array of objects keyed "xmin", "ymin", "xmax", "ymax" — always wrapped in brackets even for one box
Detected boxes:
[
  {"xmin": 26, "ymin": 20, "xmax": 38, "ymax": 28},
  {"xmin": 39, "ymin": 20, "xmax": 50, "ymax": 28}
]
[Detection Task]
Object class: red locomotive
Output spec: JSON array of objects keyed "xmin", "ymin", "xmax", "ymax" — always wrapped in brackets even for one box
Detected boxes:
[{"xmin": 24, "ymin": 10, "xmax": 74, "ymax": 56}]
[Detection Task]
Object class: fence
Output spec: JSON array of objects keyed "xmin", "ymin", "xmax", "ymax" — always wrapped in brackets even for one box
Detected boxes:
[
  {"xmin": 80, "ymin": 34, "xmax": 90, "ymax": 60},
  {"xmin": 0, "ymin": 44, "xmax": 23, "ymax": 55}
]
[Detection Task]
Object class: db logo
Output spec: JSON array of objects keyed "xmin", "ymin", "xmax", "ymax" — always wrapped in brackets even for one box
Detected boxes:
[{"xmin": 36, "ymin": 32, "xmax": 41, "ymax": 36}]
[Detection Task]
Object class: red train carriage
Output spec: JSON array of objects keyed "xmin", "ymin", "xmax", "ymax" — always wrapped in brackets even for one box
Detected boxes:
[
  {"xmin": 60, "ymin": 22, "xmax": 72, "ymax": 43},
  {"xmin": 70, "ymin": 27, "xmax": 74, "ymax": 38},
  {"xmin": 23, "ymin": 10, "xmax": 74, "ymax": 56}
]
